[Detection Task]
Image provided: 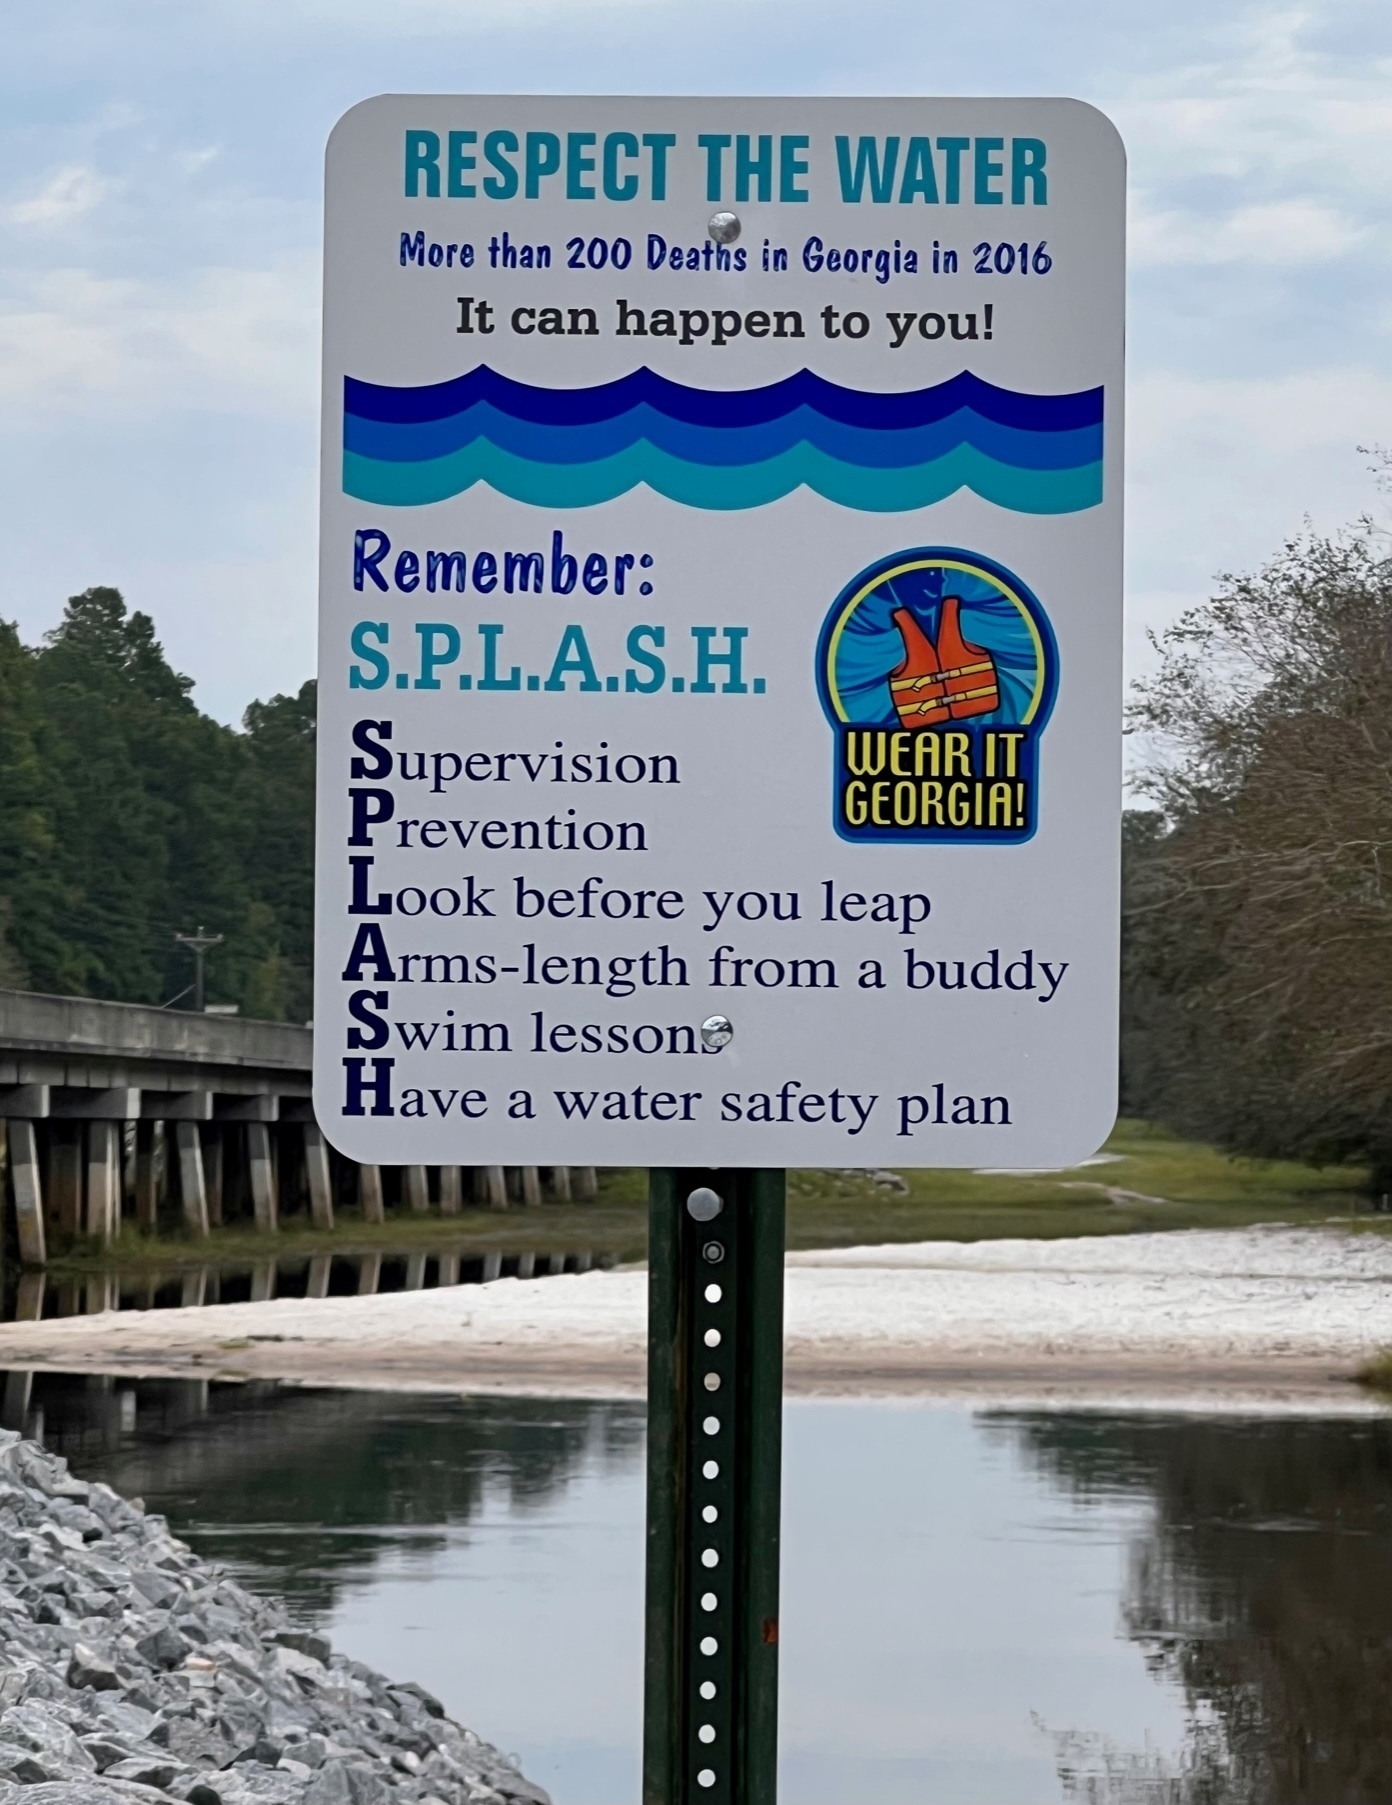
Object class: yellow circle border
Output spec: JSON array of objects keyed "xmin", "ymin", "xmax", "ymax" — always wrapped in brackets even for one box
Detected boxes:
[{"xmin": 824, "ymin": 557, "xmax": 1047, "ymax": 727}]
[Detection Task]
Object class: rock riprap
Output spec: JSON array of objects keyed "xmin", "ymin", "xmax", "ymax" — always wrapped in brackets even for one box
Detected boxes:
[{"xmin": 0, "ymin": 1431, "xmax": 549, "ymax": 1805}]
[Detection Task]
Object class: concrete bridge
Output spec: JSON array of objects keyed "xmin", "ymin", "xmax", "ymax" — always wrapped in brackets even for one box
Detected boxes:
[{"xmin": 0, "ymin": 989, "xmax": 595, "ymax": 1266}]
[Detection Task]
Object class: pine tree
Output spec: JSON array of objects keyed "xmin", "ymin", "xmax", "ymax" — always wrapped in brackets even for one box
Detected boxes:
[{"xmin": 0, "ymin": 588, "xmax": 316, "ymax": 1020}]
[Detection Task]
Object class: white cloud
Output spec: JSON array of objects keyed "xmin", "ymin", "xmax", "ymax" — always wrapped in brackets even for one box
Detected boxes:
[
  {"xmin": 6, "ymin": 165, "xmax": 110, "ymax": 229},
  {"xmin": 1130, "ymin": 196, "xmax": 1369, "ymax": 266},
  {"xmin": 175, "ymin": 146, "xmax": 221, "ymax": 178},
  {"xmin": 0, "ymin": 256, "xmax": 319, "ymax": 418},
  {"xmin": 1108, "ymin": 6, "xmax": 1392, "ymax": 276},
  {"xmin": 1120, "ymin": 89, "xmax": 1392, "ymax": 197},
  {"xmin": 3, "ymin": 0, "xmax": 1390, "ymax": 724},
  {"xmin": 1130, "ymin": 364, "xmax": 1392, "ymax": 496}
]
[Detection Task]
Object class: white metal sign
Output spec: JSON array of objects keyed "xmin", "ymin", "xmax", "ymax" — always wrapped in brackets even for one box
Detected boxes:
[{"xmin": 315, "ymin": 96, "xmax": 1124, "ymax": 1167}]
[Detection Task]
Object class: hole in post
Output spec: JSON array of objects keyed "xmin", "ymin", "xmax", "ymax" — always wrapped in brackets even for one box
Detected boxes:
[
  {"xmin": 702, "ymin": 1460, "xmax": 719, "ymax": 1479},
  {"xmin": 697, "ymin": 1769, "xmax": 716, "ymax": 1789},
  {"xmin": 700, "ymin": 1680, "xmax": 717, "ymax": 1699},
  {"xmin": 702, "ymin": 1504, "xmax": 718, "ymax": 1523},
  {"xmin": 698, "ymin": 1725, "xmax": 717, "ymax": 1744},
  {"xmin": 704, "ymin": 1328, "xmax": 721, "ymax": 1347},
  {"xmin": 700, "ymin": 1591, "xmax": 718, "ymax": 1612},
  {"xmin": 704, "ymin": 1283, "xmax": 722, "ymax": 1303},
  {"xmin": 703, "ymin": 1372, "xmax": 720, "ymax": 1391},
  {"xmin": 702, "ymin": 1416, "xmax": 720, "ymax": 1435},
  {"xmin": 700, "ymin": 1636, "xmax": 718, "ymax": 1656},
  {"xmin": 701, "ymin": 1548, "xmax": 719, "ymax": 1567}
]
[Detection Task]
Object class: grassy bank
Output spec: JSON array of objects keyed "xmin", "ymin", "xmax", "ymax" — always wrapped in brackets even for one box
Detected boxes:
[
  {"xmin": 785, "ymin": 1116, "xmax": 1372, "ymax": 1250},
  {"xmin": 34, "ymin": 1117, "xmax": 1372, "ymax": 1279}
]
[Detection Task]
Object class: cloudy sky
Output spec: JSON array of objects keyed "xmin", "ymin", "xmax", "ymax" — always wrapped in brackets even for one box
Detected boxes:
[{"xmin": 2, "ymin": 1, "xmax": 1389, "ymax": 724}]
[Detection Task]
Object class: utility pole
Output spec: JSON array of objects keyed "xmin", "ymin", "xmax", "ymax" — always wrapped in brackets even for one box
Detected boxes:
[{"xmin": 174, "ymin": 927, "xmax": 223, "ymax": 1013}]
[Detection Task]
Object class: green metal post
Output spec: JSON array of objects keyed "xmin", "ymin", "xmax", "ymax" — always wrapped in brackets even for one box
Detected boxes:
[
  {"xmin": 643, "ymin": 1169, "xmax": 786, "ymax": 1805},
  {"xmin": 644, "ymin": 1167, "xmax": 684, "ymax": 1801}
]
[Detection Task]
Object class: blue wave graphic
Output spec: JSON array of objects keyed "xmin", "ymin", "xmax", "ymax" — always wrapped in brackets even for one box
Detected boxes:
[{"xmin": 342, "ymin": 366, "xmax": 1104, "ymax": 513}]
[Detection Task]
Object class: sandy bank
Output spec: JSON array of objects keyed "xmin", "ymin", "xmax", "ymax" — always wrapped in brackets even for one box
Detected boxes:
[{"xmin": 1, "ymin": 1228, "xmax": 1389, "ymax": 1408}]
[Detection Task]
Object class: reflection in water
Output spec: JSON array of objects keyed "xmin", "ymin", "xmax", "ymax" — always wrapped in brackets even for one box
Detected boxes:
[
  {"xmin": 992, "ymin": 1411, "xmax": 1392, "ymax": 1805},
  {"xmin": 9, "ymin": 1378, "xmax": 1392, "ymax": 1803},
  {"xmin": 21, "ymin": 1376, "xmax": 649, "ymax": 1799},
  {"xmin": 10, "ymin": 1374, "xmax": 644, "ymax": 1619},
  {"xmin": 0, "ymin": 1247, "xmax": 620, "ymax": 1324}
]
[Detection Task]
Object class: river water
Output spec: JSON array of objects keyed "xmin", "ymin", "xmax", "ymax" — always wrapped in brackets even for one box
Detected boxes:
[{"xmin": 10, "ymin": 1374, "xmax": 1392, "ymax": 1804}]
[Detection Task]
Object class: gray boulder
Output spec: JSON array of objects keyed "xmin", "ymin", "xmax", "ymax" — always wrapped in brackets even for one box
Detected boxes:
[{"xmin": 0, "ymin": 1432, "xmax": 548, "ymax": 1805}]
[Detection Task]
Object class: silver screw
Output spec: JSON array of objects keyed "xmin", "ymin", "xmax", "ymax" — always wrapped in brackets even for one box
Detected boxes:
[
  {"xmin": 687, "ymin": 1186, "xmax": 724, "ymax": 1221},
  {"xmin": 707, "ymin": 210, "xmax": 741, "ymax": 244},
  {"xmin": 701, "ymin": 1015, "xmax": 734, "ymax": 1050}
]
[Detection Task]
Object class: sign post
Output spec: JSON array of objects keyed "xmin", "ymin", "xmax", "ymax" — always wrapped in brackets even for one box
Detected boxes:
[
  {"xmin": 317, "ymin": 93, "xmax": 1123, "ymax": 1802},
  {"xmin": 644, "ymin": 1170, "xmax": 785, "ymax": 1804}
]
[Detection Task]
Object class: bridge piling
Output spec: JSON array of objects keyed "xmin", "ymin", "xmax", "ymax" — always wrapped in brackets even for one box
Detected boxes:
[
  {"xmin": 49, "ymin": 1128, "xmax": 83, "ymax": 1239},
  {"xmin": 174, "ymin": 1122, "xmax": 210, "ymax": 1238},
  {"xmin": 134, "ymin": 1121, "xmax": 158, "ymax": 1230},
  {"xmin": 7, "ymin": 1121, "xmax": 46, "ymax": 1268},
  {"xmin": 303, "ymin": 1124, "xmax": 335, "ymax": 1230},
  {"xmin": 1, "ymin": 988, "xmax": 610, "ymax": 1261},
  {"xmin": 359, "ymin": 1163, "xmax": 385, "ymax": 1224},
  {"xmin": 86, "ymin": 1120, "xmax": 120, "ymax": 1244},
  {"xmin": 246, "ymin": 1122, "xmax": 277, "ymax": 1233},
  {"xmin": 14, "ymin": 1271, "xmax": 45, "ymax": 1321},
  {"xmin": 203, "ymin": 1127, "xmax": 224, "ymax": 1227}
]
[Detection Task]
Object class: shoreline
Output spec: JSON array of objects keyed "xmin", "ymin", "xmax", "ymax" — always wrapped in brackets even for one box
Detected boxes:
[
  {"xmin": 1, "ymin": 1225, "xmax": 1389, "ymax": 1412},
  {"xmin": 0, "ymin": 1344, "xmax": 1374, "ymax": 1414}
]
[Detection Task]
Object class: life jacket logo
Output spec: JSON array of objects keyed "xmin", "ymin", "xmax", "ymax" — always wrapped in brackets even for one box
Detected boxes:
[{"xmin": 815, "ymin": 547, "xmax": 1057, "ymax": 844}]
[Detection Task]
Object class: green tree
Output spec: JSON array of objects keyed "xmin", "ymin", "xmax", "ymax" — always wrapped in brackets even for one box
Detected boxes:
[
  {"xmin": 239, "ymin": 680, "xmax": 317, "ymax": 1023},
  {"xmin": 0, "ymin": 620, "xmax": 49, "ymax": 986},
  {"xmin": 1125, "ymin": 527, "xmax": 1392, "ymax": 1182},
  {"xmin": 0, "ymin": 588, "xmax": 316, "ymax": 1021}
]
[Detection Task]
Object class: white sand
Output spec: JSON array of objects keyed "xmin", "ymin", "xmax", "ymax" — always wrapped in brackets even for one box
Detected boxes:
[{"xmin": 1, "ymin": 1226, "xmax": 1389, "ymax": 1407}]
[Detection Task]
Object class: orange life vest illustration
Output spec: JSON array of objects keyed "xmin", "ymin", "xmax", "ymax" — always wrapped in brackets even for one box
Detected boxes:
[{"xmin": 889, "ymin": 598, "xmax": 1000, "ymax": 727}]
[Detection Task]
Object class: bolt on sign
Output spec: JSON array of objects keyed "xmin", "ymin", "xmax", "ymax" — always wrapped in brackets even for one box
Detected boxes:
[{"xmin": 315, "ymin": 96, "xmax": 1125, "ymax": 1168}]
